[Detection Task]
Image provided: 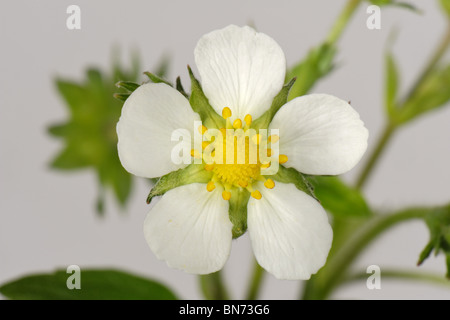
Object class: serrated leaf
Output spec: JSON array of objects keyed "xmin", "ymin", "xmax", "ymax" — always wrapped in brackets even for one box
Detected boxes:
[
  {"xmin": 309, "ymin": 176, "xmax": 371, "ymax": 218},
  {"xmin": 0, "ymin": 269, "xmax": 178, "ymax": 300},
  {"xmin": 418, "ymin": 205, "xmax": 450, "ymax": 278}
]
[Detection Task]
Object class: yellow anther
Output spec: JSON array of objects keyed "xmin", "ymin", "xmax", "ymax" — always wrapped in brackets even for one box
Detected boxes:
[
  {"xmin": 251, "ymin": 190, "xmax": 262, "ymax": 200},
  {"xmin": 222, "ymin": 190, "xmax": 231, "ymax": 201},
  {"xmin": 233, "ymin": 119, "xmax": 242, "ymax": 129},
  {"xmin": 204, "ymin": 164, "xmax": 214, "ymax": 171},
  {"xmin": 238, "ymin": 181, "xmax": 248, "ymax": 188},
  {"xmin": 206, "ymin": 181, "xmax": 216, "ymax": 192},
  {"xmin": 198, "ymin": 125, "xmax": 208, "ymax": 135},
  {"xmin": 191, "ymin": 149, "xmax": 201, "ymax": 158},
  {"xmin": 251, "ymin": 134, "xmax": 262, "ymax": 145},
  {"xmin": 222, "ymin": 107, "xmax": 232, "ymax": 119},
  {"xmin": 268, "ymin": 135, "xmax": 279, "ymax": 143},
  {"xmin": 261, "ymin": 162, "xmax": 271, "ymax": 169},
  {"xmin": 264, "ymin": 179, "xmax": 275, "ymax": 189},
  {"xmin": 202, "ymin": 141, "xmax": 210, "ymax": 150},
  {"xmin": 279, "ymin": 154, "xmax": 288, "ymax": 164},
  {"xmin": 220, "ymin": 128, "xmax": 227, "ymax": 138},
  {"xmin": 267, "ymin": 148, "xmax": 273, "ymax": 157},
  {"xmin": 244, "ymin": 114, "xmax": 252, "ymax": 126}
]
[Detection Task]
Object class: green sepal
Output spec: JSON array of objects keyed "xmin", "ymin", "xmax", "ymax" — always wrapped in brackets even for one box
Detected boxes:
[
  {"xmin": 188, "ymin": 66, "xmax": 225, "ymax": 129},
  {"xmin": 251, "ymin": 78, "xmax": 296, "ymax": 130},
  {"xmin": 269, "ymin": 166, "xmax": 315, "ymax": 199},
  {"xmin": 115, "ymin": 81, "xmax": 140, "ymax": 93},
  {"xmin": 176, "ymin": 76, "xmax": 189, "ymax": 98},
  {"xmin": 228, "ymin": 188, "xmax": 251, "ymax": 239},
  {"xmin": 113, "ymin": 93, "xmax": 131, "ymax": 102},
  {"xmin": 286, "ymin": 43, "xmax": 336, "ymax": 100},
  {"xmin": 144, "ymin": 71, "xmax": 172, "ymax": 86},
  {"xmin": 146, "ymin": 164, "xmax": 212, "ymax": 204}
]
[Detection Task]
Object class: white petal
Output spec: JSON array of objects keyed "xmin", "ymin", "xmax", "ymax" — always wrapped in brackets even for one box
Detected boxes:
[
  {"xmin": 117, "ymin": 83, "xmax": 200, "ymax": 178},
  {"xmin": 247, "ymin": 182, "xmax": 332, "ymax": 280},
  {"xmin": 270, "ymin": 94, "xmax": 368, "ymax": 175},
  {"xmin": 144, "ymin": 183, "xmax": 233, "ymax": 274},
  {"xmin": 195, "ymin": 25, "xmax": 286, "ymax": 120}
]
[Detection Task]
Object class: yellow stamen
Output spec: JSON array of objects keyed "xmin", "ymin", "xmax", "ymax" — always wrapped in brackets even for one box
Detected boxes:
[
  {"xmin": 267, "ymin": 148, "xmax": 272, "ymax": 157},
  {"xmin": 222, "ymin": 190, "xmax": 231, "ymax": 201},
  {"xmin": 233, "ymin": 119, "xmax": 242, "ymax": 129},
  {"xmin": 251, "ymin": 134, "xmax": 262, "ymax": 145},
  {"xmin": 238, "ymin": 181, "xmax": 248, "ymax": 188},
  {"xmin": 204, "ymin": 164, "xmax": 214, "ymax": 171},
  {"xmin": 279, "ymin": 154, "xmax": 288, "ymax": 164},
  {"xmin": 222, "ymin": 107, "xmax": 232, "ymax": 119},
  {"xmin": 244, "ymin": 114, "xmax": 252, "ymax": 126},
  {"xmin": 264, "ymin": 179, "xmax": 275, "ymax": 189},
  {"xmin": 191, "ymin": 149, "xmax": 201, "ymax": 158},
  {"xmin": 202, "ymin": 141, "xmax": 210, "ymax": 150},
  {"xmin": 251, "ymin": 190, "xmax": 262, "ymax": 200},
  {"xmin": 261, "ymin": 162, "xmax": 270, "ymax": 169},
  {"xmin": 198, "ymin": 125, "xmax": 208, "ymax": 135},
  {"xmin": 268, "ymin": 134, "xmax": 279, "ymax": 143},
  {"xmin": 206, "ymin": 181, "xmax": 216, "ymax": 192}
]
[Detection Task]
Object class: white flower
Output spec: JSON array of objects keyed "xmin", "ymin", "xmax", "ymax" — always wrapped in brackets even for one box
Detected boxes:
[{"xmin": 116, "ymin": 25, "xmax": 368, "ymax": 280}]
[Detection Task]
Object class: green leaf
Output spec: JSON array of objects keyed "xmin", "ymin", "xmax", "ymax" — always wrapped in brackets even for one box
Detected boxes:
[
  {"xmin": 176, "ymin": 76, "xmax": 189, "ymax": 98},
  {"xmin": 188, "ymin": 66, "xmax": 225, "ymax": 129},
  {"xmin": 385, "ymin": 52, "xmax": 400, "ymax": 121},
  {"xmin": 398, "ymin": 65, "xmax": 450, "ymax": 124},
  {"xmin": 113, "ymin": 92, "xmax": 131, "ymax": 102},
  {"xmin": 369, "ymin": 0, "xmax": 420, "ymax": 12},
  {"xmin": 146, "ymin": 164, "xmax": 212, "ymax": 204},
  {"xmin": 287, "ymin": 43, "xmax": 336, "ymax": 100},
  {"xmin": 252, "ymin": 78, "xmax": 296, "ymax": 130},
  {"xmin": 418, "ymin": 204, "xmax": 450, "ymax": 278},
  {"xmin": 0, "ymin": 269, "xmax": 178, "ymax": 300},
  {"xmin": 308, "ymin": 176, "xmax": 371, "ymax": 218},
  {"xmin": 50, "ymin": 146, "xmax": 92, "ymax": 169},
  {"xmin": 441, "ymin": 0, "xmax": 450, "ymax": 18}
]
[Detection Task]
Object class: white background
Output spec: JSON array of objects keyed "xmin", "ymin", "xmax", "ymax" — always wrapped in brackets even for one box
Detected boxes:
[{"xmin": 1, "ymin": 0, "xmax": 450, "ymax": 299}]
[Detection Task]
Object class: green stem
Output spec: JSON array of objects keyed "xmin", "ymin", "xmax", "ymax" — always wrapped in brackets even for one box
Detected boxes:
[
  {"xmin": 245, "ymin": 260, "xmax": 265, "ymax": 300},
  {"xmin": 345, "ymin": 269, "xmax": 450, "ymax": 288},
  {"xmin": 326, "ymin": 0, "xmax": 362, "ymax": 45},
  {"xmin": 199, "ymin": 271, "xmax": 230, "ymax": 300},
  {"xmin": 303, "ymin": 207, "xmax": 430, "ymax": 299},
  {"xmin": 355, "ymin": 123, "xmax": 396, "ymax": 190}
]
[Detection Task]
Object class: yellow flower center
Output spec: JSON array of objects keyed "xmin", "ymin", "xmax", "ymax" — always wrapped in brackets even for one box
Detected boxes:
[{"xmin": 191, "ymin": 107, "xmax": 288, "ymax": 201}]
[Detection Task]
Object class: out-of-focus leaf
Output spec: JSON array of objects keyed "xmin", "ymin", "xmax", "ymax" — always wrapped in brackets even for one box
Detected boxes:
[
  {"xmin": 418, "ymin": 205, "xmax": 450, "ymax": 278},
  {"xmin": 385, "ymin": 52, "xmax": 400, "ymax": 120},
  {"xmin": 441, "ymin": 0, "xmax": 450, "ymax": 18},
  {"xmin": 287, "ymin": 43, "xmax": 336, "ymax": 100},
  {"xmin": 398, "ymin": 65, "xmax": 450, "ymax": 124},
  {"xmin": 0, "ymin": 269, "xmax": 178, "ymax": 300},
  {"xmin": 309, "ymin": 176, "xmax": 371, "ymax": 218},
  {"xmin": 369, "ymin": 0, "xmax": 420, "ymax": 12}
]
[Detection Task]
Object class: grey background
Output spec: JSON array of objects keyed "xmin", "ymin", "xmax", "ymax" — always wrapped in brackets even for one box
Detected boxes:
[{"xmin": 1, "ymin": 0, "xmax": 450, "ymax": 299}]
